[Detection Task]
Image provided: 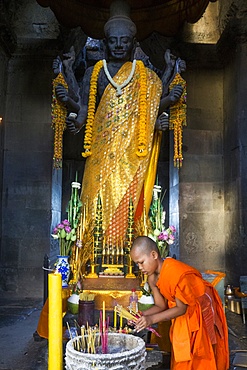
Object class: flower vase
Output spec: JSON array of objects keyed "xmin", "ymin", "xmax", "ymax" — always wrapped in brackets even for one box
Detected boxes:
[{"xmin": 55, "ymin": 255, "xmax": 70, "ymax": 287}]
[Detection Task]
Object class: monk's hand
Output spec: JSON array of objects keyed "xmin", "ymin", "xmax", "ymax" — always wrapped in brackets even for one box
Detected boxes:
[{"xmin": 134, "ymin": 315, "xmax": 152, "ymax": 333}]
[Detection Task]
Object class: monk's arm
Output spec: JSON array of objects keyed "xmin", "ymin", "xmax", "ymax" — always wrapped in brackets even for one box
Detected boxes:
[
  {"xmin": 135, "ymin": 297, "xmax": 187, "ymax": 332},
  {"xmin": 140, "ymin": 274, "xmax": 168, "ymax": 316}
]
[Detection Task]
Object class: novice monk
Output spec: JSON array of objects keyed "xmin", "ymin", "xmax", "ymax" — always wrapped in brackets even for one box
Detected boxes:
[{"xmin": 130, "ymin": 236, "xmax": 229, "ymax": 370}]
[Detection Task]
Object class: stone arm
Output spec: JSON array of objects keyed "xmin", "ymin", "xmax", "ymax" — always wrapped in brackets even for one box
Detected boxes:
[
  {"xmin": 53, "ymin": 51, "xmax": 94, "ymax": 134},
  {"xmin": 65, "ymin": 67, "xmax": 93, "ymax": 134},
  {"xmin": 62, "ymin": 46, "xmax": 80, "ymax": 104},
  {"xmin": 160, "ymin": 49, "xmax": 186, "ymax": 97},
  {"xmin": 155, "ymin": 49, "xmax": 186, "ymax": 130},
  {"xmin": 52, "ymin": 55, "xmax": 81, "ymax": 113},
  {"xmin": 54, "ymin": 83, "xmax": 81, "ymax": 113}
]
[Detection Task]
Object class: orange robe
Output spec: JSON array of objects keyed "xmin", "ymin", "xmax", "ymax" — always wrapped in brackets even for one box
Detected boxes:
[{"xmin": 156, "ymin": 258, "xmax": 229, "ymax": 370}]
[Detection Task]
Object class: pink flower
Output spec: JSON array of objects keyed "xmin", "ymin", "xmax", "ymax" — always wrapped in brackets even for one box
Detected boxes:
[
  {"xmin": 158, "ymin": 231, "xmax": 168, "ymax": 241},
  {"xmin": 62, "ymin": 219, "xmax": 70, "ymax": 226},
  {"xmin": 64, "ymin": 226, "xmax": 71, "ymax": 233},
  {"xmin": 57, "ymin": 223, "xmax": 64, "ymax": 229},
  {"xmin": 53, "ymin": 227, "xmax": 59, "ymax": 234},
  {"xmin": 167, "ymin": 235, "xmax": 175, "ymax": 244},
  {"xmin": 158, "ymin": 225, "xmax": 176, "ymax": 244}
]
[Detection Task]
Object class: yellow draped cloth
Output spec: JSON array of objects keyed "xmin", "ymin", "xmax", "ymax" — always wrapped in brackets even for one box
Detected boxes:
[{"xmin": 81, "ymin": 61, "xmax": 162, "ymax": 240}]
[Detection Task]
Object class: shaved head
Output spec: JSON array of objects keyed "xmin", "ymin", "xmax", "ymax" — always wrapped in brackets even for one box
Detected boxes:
[
  {"xmin": 131, "ymin": 236, "xmax": 160, "ymax": 256},
  {"xmin": 130, "ymin": 236, "xmax": 163, "ymax": 275}
]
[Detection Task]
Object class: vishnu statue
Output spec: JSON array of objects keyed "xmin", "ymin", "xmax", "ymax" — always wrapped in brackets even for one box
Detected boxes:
[{"xmin": 53, "ymin": 0, "xmax": 186, "ymax": 244}]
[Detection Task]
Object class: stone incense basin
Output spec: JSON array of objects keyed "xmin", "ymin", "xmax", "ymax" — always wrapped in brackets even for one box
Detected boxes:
[{"xmin": 65, "ymin": 333, "xmax": 146, "ymax": 370}]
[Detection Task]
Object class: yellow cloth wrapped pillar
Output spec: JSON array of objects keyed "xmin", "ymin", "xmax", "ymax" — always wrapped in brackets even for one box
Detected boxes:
[{"xmin": 48, "ymin": 273, "xmax": 63, "ymax": 370}]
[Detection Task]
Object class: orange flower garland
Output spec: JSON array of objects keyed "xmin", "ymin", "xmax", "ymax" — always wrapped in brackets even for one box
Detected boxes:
[
  {"xmin": 82, "ymin": 60, "xmax": 148, "ymax": 158},
  {"xmin": 51, "ymin": 72, "xmax": 68, "ymax": 168},
  {"xmin": 82, "ymin": 60, "xmax": 103, "ymax": 157},
  {"xmin": 169, "ymin": 73, "xmax": 187, "ymax": 168},
  {"xmin": 136, "ymin": 60, "xmax": 148, "ymax": 157}
]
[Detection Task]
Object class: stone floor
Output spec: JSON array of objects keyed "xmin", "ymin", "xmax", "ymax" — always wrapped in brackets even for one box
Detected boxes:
[{"xmin": 0, "ymin": 292, "xmax": 246, "ymax": 369}]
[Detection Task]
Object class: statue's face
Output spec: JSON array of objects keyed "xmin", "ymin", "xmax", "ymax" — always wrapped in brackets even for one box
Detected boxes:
[{"xmin": 105, "ymin": 22, "xmax": 135, "ymax": 61}]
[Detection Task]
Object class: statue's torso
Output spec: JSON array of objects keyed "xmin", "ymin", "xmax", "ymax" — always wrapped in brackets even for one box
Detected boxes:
[{"xmin": 80, "ymin": 61, "xmax": 136, "ymax": 104}]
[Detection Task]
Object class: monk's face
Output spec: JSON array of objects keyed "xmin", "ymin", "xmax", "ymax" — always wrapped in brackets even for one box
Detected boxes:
[{"xmin": 130, "ymin": 247, "xmax": 158, "ymax": 276}]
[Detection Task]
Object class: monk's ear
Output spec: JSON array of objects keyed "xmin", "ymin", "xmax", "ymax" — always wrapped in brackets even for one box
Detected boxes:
[{"xmin": 151, "ymin": 250, "xmax": 158, "ymax": 259}]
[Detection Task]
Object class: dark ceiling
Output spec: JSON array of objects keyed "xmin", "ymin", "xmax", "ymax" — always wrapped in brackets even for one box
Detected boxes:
[{"xmin": 36, "ymin": 0, "xmax": 217, "ymax": 40}]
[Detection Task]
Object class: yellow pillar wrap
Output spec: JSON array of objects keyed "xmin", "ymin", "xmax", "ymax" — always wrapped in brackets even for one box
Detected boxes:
[{"xmin": 48, "ymin": 273, "xmax": 63, "ymax": 370}]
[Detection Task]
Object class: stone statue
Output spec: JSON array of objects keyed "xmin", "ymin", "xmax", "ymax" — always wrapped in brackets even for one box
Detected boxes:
[{"xmin": 52, "ymin": 0, "xmax": 186, "ymax": 242}]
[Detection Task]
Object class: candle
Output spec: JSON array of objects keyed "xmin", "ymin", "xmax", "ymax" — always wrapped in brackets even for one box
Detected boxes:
[
  {"xmin": 143, "ymin": 198, "xmax": 147, "ymax": 236},
  {"xmin": 103, "ymin": 301, "xmax": 105, "ymax": 326},
  {"xmin": 120, "ymin": 312, "xmax": 123, "ymax": 329},
  {"xmin": 82, "ymin": 204, "xmax": 86, "ymax": 233},
  {"xmin": 79, "ymin": 211, "xmax": 83, "ymax": 240},
  {"xmin": 114, "ymin": 306, "xmax": 117, "ymax": 328},
  {"xmin": 48, "ymin": 273, "xmax": 62, "ymax": 370}
]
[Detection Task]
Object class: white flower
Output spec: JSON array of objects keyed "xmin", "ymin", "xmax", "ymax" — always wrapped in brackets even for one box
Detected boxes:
[
  {"xmin": 161, "ymin": 211, "xmax": 166, "ymax": 224},
  {"xmin": 153, "ymin": 184, "xmax": 162, "ymax": 201},
  {"xmin": 71, "ymin": 181, "xmax": 81, "ymax": 189}
]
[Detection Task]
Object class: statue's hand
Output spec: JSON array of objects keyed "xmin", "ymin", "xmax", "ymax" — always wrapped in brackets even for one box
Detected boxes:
[
  {"xmin": 169, "ymin": 84, "xmax": 184, "ymax": 104},
  {"xmin": 66, "ymin": 113, "xmax": 83, "ymax": 135},
  {"xmin": 63, "ymin": 46, "xmax": 76, "ymax": 70},
  {"xmin": 177, "ymin": 58, "xmax": 186, "ymax": 73},
  {"xmin": 156, "ymin": 112, "xmax": 169, "ymax": 131},
  {"xmin": 164, "ymin": 49, "xmax": 176, "ymax": 68},
  {"xmin": 55, "ymin": 84, "xmax": 68, "ymax": 103},
  {"xmin": 53, "ymin": 56, "xmax": 62, "ymax": 75}
]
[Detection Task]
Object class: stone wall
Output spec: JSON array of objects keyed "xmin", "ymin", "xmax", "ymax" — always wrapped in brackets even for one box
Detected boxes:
[
  {"xmin": 0, "ymin": 53, "xmax": 61, "ymax": 296},
  {"xmin": 0, "ymin": 1, "xmax": 63, "ymax": 297},
  {"xmin": 177, "ymin": 68, "xmax": 225, "ymax": 272},
  {"xmin": 0, "ymin": 48, "xmax": 9, "ymax": 276},
  {"xmin": 223, "ymin": 43, "xmax": 247, "ymax": 284}
]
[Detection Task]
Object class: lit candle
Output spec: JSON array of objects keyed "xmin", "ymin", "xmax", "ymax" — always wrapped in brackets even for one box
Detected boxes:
[
  {"xmin": 114, "ymin": 306, "xmax": 117, "ymax": 328},
  {"xmin": 48, "ymin": 273, "xmax": 62, "ymax": 370}
]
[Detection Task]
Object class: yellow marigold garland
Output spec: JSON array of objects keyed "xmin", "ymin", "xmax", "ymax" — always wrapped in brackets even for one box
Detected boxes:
[
  {"xmin": 82, "ymin": 60, "xmax": 148, "ymax": 158},
  {"xmin": 51, "ymin": 72, "xmax": 68, "ymax": 168},
  {"xmin": 169, "ymin": 73, "xmax": 187, "ymax": 168},
  {"xmin": 136, "ymin": 60, "xmax": 148, "ymax": 157},
  {"xmin": 82, "ymin": 60, "xmax": 103, "ymax": 158}
]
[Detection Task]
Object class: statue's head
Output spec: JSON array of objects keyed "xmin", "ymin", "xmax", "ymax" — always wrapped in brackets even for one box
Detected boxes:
[{"xmin": 103, "ymin": 0, "xmax": 137, "ymax": 61}]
